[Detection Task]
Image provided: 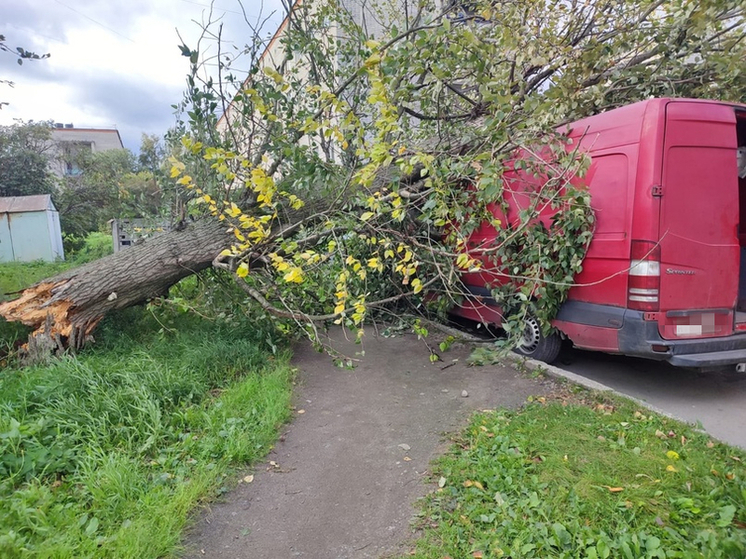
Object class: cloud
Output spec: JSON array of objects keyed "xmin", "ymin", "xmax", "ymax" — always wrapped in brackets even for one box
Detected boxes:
[{"xmin": 1, "ymin": 0, "xmax": 288, "ymax": 151}]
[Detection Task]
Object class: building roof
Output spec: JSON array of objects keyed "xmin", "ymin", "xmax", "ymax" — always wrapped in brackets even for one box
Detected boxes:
[{"xmin": 0, "ymin": 194, "xmax": 56, "ymax": 213}]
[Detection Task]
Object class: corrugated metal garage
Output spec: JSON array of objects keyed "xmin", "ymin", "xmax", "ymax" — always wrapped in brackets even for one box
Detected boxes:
[{"xmin": 0, "ymin": 195, "xmax": 65, "ymax": 262}]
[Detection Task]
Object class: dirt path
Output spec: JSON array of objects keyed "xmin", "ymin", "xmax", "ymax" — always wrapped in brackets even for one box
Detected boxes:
[{"xmin": 184, "ymin": 330, "xmax": 552, "ymax": 558}]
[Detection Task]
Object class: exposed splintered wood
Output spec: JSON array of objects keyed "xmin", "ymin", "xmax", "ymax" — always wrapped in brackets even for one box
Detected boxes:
[{"xmin": 0, "ymin": 219, "xmax": 233, "ymax": 360}]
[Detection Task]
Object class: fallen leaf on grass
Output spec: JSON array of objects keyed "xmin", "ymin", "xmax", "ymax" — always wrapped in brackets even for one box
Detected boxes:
[
  {"xmin": 472, "ymin": 552, "xmax": 484, "ymax": 558},
  {"xmin": 666, "ymin": 450, "xmax": 680, "ymax": 460},
  {"xmin": 603, "ymin": 486, "xmax": 624, "ymax": 493},
  {"xmin": 706, "ymin": 440, "xmax": 715, "ymax": 448},
  {"xmin": 666, "ymin": 465, "xmax": 678, "ymax": 472},
  {"xmin": 655, "ymin": 430, "xmax": 666, "ymax": 439},
  {"xmin": 438, "ymin": 476, "xmax": 447, "ymax": 488}
]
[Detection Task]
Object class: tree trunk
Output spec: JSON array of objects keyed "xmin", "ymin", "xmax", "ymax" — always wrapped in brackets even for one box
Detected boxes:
[{"xmin": 0, "ymin": 219, "xmax": 232, "ymax": 361}]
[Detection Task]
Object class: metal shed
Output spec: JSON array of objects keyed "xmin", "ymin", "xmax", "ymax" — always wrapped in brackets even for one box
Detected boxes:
[{"xmin": 0, "ymin": 195, "xmax": 65, "ymax": 262}]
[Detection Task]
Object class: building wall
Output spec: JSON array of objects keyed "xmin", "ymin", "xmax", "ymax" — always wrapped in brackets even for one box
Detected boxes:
[
  {"xmin": 0, "ymin": 215, "xmax": 13, "ymax": 262},
  {"xmin": 48, "ymin": 127, "xmax": 124, "ymax": 178}
]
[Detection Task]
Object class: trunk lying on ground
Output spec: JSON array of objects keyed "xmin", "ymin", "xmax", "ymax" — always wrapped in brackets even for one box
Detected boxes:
[{"xmin": 0, "ymin": 219, "xmax": 232, "ymax": 361}]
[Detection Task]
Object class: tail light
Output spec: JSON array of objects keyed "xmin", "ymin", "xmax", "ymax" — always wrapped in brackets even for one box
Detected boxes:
[{"xmin": 628, "ymin": 240, "xmax": 660, "ymax": 311}]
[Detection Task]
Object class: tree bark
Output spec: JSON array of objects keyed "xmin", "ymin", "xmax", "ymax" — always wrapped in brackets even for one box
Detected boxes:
[{"xmin": 0, "ymin": 219, "xmax": 232, "ymax": 360}]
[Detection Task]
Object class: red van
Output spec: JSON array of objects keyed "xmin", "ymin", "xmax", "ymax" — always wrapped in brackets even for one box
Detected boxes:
[{"xmin": 452, "ymin": 98, "xmax": 746, "ymax": 368}]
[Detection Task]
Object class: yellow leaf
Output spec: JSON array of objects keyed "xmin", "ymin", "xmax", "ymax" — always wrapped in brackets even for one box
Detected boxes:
[
  {"xmin": 242, "ymin": 475, "xmax": 254, "ymax": 483},
  {"xmin": 283, "ymin": 267, "xmax": 304, "ymax": 284},
  {"xmin": 236, "ymin": 262, "xmax": 249, "ymax": 277},
  {"xmin": 226, "ymin": 203, "xmax": 242, "ymax": 218},
  {"xmin": 360, "ymin": 211, "xmax": 375, "ymax": 221},
  {"xmin": 666, "ymin": 450, "xmax": 680, "ymax": 460},
  {"xmin": 364, "ymin": 53, "xmax": 381, "ymax": 67},
  {"xmin": 412, "ymin": 278, "xmax": 423, "ymax": 294},
  {"xmin": 463, "ymin": 480, "xmax": 473, "ymax": 488},
  {"xmin": 666, "ymin": 465, "xmax": 677, "ymax": 472}
]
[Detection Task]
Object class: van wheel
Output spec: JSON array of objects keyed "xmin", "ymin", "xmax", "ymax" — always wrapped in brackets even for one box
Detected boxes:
[{"xmin": 514, "ymin": 315, "xmax": 562, "ymax": 363}]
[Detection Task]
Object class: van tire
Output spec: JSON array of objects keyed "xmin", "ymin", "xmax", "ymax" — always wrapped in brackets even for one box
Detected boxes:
[{"xmin": 514, "ymin": 315, "xmax": 562, "ymax": 363}]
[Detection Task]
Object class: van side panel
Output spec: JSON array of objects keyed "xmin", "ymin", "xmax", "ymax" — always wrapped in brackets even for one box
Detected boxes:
[{"xmin": 566, "ymin": 151, "xmax": 636, "ymax": 308}]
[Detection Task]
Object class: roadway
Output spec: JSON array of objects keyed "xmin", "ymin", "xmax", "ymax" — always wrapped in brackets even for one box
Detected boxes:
[{"xmin": 557, "ymin": 347, "xmax": 746, "ymax": 449}]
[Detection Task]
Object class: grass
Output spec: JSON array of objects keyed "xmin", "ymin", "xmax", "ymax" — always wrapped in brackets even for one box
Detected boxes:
[
  {"xmin": 0, "ymin": 260, "xmax": 72, "ymax": 302},
  {"xmin": 0, "ymin": 302, "xmax": 294, "ymax": 558},
  {"xmin": 405, "ymin": 392, "xmax": 746, "ymax": 559}
]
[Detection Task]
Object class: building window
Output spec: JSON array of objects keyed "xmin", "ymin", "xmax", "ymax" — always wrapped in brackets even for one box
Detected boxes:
[{"xmin": 62, "ymin": 141, "xmax": 93, "ymax": 176}]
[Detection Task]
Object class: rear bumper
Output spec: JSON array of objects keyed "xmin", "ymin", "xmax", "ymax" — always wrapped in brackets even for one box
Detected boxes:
[{"xmin": 557, "ymin": 301, "xmax": 746, "ymax": 368}]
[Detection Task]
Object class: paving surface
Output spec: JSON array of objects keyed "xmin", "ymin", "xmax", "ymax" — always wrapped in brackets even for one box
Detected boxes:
[
  {"xmin": 559, "ymin": 347, "xmax": 746, "ymax": 449},
  {"xmin": 183, "ymin": 330, "xmax": 551, "ymax": 559}
]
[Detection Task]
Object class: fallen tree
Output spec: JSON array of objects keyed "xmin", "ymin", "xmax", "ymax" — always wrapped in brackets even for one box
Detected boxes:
[
  {"xmin": 0, "ymin": 219, "xmax": 231, "ymax": 359},
  {"xmin": 1, "ymin": 0, "xmax": 743, "ymax": 361}
]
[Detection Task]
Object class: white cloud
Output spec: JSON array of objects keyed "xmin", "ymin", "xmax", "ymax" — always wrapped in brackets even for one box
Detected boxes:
[{"xmin": 0, "ymin": 0, "xmax": 286, "ymax": 151}]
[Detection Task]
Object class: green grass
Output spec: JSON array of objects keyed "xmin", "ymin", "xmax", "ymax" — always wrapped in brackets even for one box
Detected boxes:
[
  {"xmin": 406, "ymin": 393, "xmax": 746, "ymax": 559},
  {"xmin": 0, "ymin": 260, "xmax": 72, "ymax": 301},
  {"xmin": 0, "ymin": 305, "xmax": 294, "ymax": 558}
]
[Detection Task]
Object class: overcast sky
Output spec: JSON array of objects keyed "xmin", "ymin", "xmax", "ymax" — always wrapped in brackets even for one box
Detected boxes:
[{"xmin": 1, "ymin": 0, "xmax": 287, "ymax": 152}]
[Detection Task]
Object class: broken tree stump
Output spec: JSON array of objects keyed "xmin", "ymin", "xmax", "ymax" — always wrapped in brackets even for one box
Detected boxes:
[{"xmin": 0, "ymin": 219, "xmax": 233, "ymax": 361}]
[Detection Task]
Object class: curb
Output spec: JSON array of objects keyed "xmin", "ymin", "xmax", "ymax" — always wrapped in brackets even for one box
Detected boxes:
[
  {"xmin": 436, "ymin": 322, "xmax": 694, "ymax": 427},
  {"xmin": 503, "ymin": 353, "xmax": 690, "ymax": 425}
]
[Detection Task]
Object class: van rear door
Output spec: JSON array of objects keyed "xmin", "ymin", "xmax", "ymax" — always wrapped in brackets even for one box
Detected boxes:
[{"xmin": 657, "ymin": 101, "xmax": 740, "ymax": 340}]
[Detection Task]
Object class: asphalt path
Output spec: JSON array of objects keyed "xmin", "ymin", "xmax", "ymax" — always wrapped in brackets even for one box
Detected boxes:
[
  {"xmin": 184, "ymin": 330, "xmax": 554, "ymax": 559},
  {"xmin": 557, "ymin": 346, "xmax": 746, "ymax": 449}
]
